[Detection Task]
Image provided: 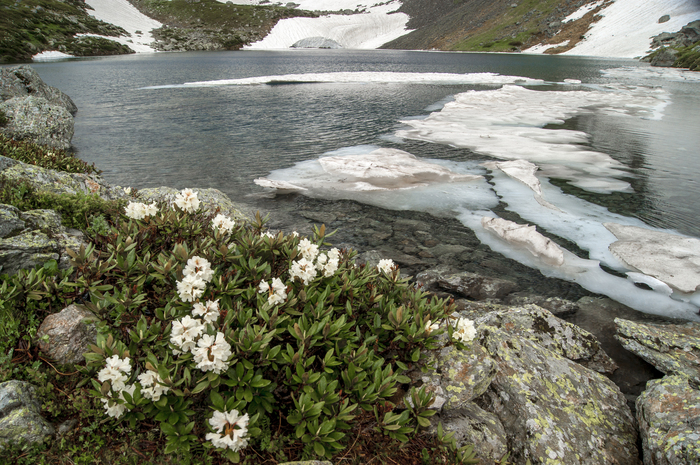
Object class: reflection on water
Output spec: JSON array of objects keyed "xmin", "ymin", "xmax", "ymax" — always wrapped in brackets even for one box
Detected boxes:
[{"xmin": 27, "ymin": 50, "xmax": 700, "ymax": 319}]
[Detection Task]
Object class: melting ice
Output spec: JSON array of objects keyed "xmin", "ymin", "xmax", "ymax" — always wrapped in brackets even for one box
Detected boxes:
[{"xmin": 254, "ymin": 73, "xmax": 700, "ymax": 321}]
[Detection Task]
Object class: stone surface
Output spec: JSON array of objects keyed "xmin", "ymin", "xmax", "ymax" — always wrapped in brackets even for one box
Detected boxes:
[
  {"xmin": 650, "ymin": 47, "xmax": 679, "ymax": 67},
  {"xmin": 0, "ymin": 96, "xmax": 74, "ymax": 150},
  {"xmin": 136, "ymin": 186, "xmax": 250, "ymax": 221},
  {"xmin": 477, "ymin": 325, "xmax": 639, "ymax": 464},
  {"xmin": 615, "ymin": 318, "xmax": 700, "ymax": 384},
  {"xmin": 605, "ymin": 223, "xmax": 700, "ymax": 294},
  {"xmin": 437, "ymin": 271, "xmax": 517, "ymax": 301},
  {"xmin": 0, "ymin": 204, "xmax": 26, "ymax": 238},
  {"xmin": 504, "ymin": 294, "xmax": 579, "ymax": 317},
  {"xmin": 36, "ymin": 304, "xmax": 99, "ymax": 364},
  {"xmin": 0, "ymin": 380, "xmax": 54, "ymax": 447},
  {"xmin": 405, "ymin": 340, "xmax": 496, "ymax": 411},
  {"xmin": 476, "ymin": 305, "xmax": 618, "ymax": 374},
  {"xmin": 482, "ymin": 217, "xmax": 564, "ymax": 266},
  {"xmin": 291, "ymin": 36, "xmax": 342, "ymax": 48},
  {"xmin": 636, "ymin": 375, "xmax": 700, "ymax": 465},
  {"xmin": 430, "ymin": 403, "xmax": 509, "ymax": 463},
  {"xmin": 0, "ymin": 65, "xmax": 77, "ymax": 114}
]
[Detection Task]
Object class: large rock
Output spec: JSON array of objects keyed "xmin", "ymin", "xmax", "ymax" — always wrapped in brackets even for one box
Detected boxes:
[
  {"xmin": 36, "ymin": 304, "xmax": 99, "ymax": 365},
  {"xmin": 0, "ymin": 65, "xmax": 77, "ymax": 114},
  {"xmin": 477, "ymin": 325, "xmax": 639, "ymax": 464},
  {"xmin": 0, "ymin": 380, "xmax": 54, "ymax": 447},
  {"xmin": 437, "ymin": 271, "xmax": 517, "ymax": 301},
  {"xmin": 0, "ymin": 65, "xmax": 77, "ymax": 149},
  {"xmin": 636, "ymin": 375, "xmax": 700, "ymax": 465},
  {"xmin": 477, "ymin": 305, "xmax": 618, "ymax": 374},
  {"xmin": 0, "ymin": 96, "xmax": 74, "ymax": 150},
  {"xmin": 615, "ymin": 318, "xmax": 700, "ymax": 384},
  {"xmin": 0, "ymin": 205, "xmax": 87, "ymax": 275},
  {"xmin": 291, "ymin": 37, "xmax": 343, "ymax": 49}
]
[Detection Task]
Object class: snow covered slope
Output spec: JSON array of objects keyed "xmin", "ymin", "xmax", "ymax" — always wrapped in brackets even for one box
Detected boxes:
[
  {"xmin": 82, "ymin": 0, "xmax": 162, "ymax": 53},
  {"xmin": 533, "ymin": 0, "xmax": 700, "ymax": 58},
  {"xmin": 225, "ymin": 0, "xmax": 412, "ymax": 49}
]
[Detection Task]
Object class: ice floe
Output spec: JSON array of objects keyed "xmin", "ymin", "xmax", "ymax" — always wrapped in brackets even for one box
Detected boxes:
[
  {"xmin": 83, "ymin": 0, "xmax": 162, "ymax": 53},
  {"xmin": 481, "ymin": 217, "xmax": 565, "ymax": 266},
  {"xmin": 602, "ymin": 66, "xmax": 700, "ymax": 83},
  {"xmin": 396, "ymin": 84, "xmax": 669, "ymax": 193},
  {"xmin": 141, "ymin": 71, "xmax": 546, "ymax": 89},
  {"xmin": 605, "ymin": 223, "xmax": 700, "ymax": 294}
]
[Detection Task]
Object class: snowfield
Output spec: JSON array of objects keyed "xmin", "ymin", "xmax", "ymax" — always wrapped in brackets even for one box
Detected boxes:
[
  {"xmin": 81, "ymin": 0, "xmax": 162, "ymax": 53},
  {"xmin": 562, "ymin": 0, "xmax": 700, "ymax": 58}
]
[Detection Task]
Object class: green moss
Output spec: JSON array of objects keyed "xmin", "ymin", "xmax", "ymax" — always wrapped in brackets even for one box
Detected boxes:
[
  {"xmin": 674, "ymin": 42, "xmax": 700, "ymax": 71},
  {"xmin": 0, "ymin": 135, "xmax": 100, "ymax": 175}
]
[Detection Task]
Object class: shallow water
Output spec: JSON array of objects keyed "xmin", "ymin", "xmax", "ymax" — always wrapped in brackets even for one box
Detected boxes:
[{"xmin": 25, "ymin": 50, "xmax": 700, "ymax": 320}]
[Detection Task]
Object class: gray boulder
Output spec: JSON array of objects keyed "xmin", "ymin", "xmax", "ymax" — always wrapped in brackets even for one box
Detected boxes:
[
  {"xmin": 0, "ymin": 96, "xmax": 74, "ymax": 150},
  {"xmin": 36, "ymin": 304, "xmax": 99, "ymax": 365},
  {"xmin": 477, "ymin": 304, "xmax": 618, "ymax": 374},
  {"xmin": 636, "ymin": 375, "xmax": 700, "ymax": 465},
  {"xmin": 0, "ymin": 205, "xmax": 87, "ymax": 275},
  {"xmin": 136, "ymin": 186, "xmax": 250, "ymax": 221},
  {"xmin": 615, "ymin": 318, "xmax": 700, "ymax": 384},
  {"xmin": 415, "ymin": 266, "xmax": 517, "ymax": 301},
  {"xmin": 0, "ymin": 65, "xmax": 77, "ymax": 114},
  {"xmin": 477, "ymin": 324, "xmax": 639, "ymax": 464},
  {"xmin": 650, "ymin": 47, "xmax": 679, "ymax": 67},
  {"xmin": 0, "ymin": 380, "xmax": 54, "ymax": 447},
  {"xmin": 291, "ymin": 37, "xmax": 342, "ymax": 49}
]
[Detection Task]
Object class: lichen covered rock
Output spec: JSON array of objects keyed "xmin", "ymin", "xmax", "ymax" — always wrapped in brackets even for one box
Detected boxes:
[
  {"xmin": 636, "ymin": 375, "xmax": 700, "ymax": 465},
  {"xmin": 477, "ymin": 304, "xmax": 617, "ymax": 374},
  {"xmin": 0, "ymin": 96, "xmax": 74, "ymax": 150},
  {"xmin": 478, "ymin": 325, "xmax": 639, "ymax": 464},
  {"xmin": 36, "ymin": 304, "xmax": 99, "ymax": 365},
  {"xmin": 615, "ymin": 318, "xmax": 700, "ymax": 384},
  {"xmin": 0, "ymin": 380, "xmax": 54, "ymax": 448},
  {"xmin": 0, "ymin": 66, "xmax": 77, "ymax": 115}
]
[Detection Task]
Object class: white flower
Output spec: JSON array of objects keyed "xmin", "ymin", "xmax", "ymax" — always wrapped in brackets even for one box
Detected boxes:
[
  {"xmin": 207, "ymin": 410, "xmax": 250, "ymax": 452},
  {"xmin": 261, "ymin": 231, "xmax": 274, "ymax": 239},
  {"xmin": 298, "ymin": 238, "xmax": 319, "ymax": 262},
  {"xmin": 328, "ymin": 248, "xmax": 340, "ymax": 260},
  {"xmin": 123, "ymin": 187, "xmax": 132, "ymax": 195},
  {"xmin": 212, "ymin": 214, "xmax": 235, "ymax": 235},
  {"xmin": 170, "ymin": 315, "xmax": 205, "ymax": 353},
  {"xmin": 425, "ymin": 320, "xmax": 440, "ymax": 334},
  {"xmin": 453, "ymin": 318, "xmax": 476, "ymax": 343},
  {"xmin": 192, "ymin": 299, "xmax": 220, "ymax": 324},
  {"xmin": 258, "ymin": 280, "xmax": 270, "ymax": 294},
  {"xmin": 98, "ymin": 355, "xmax": 132, "ymax": 391},
  {"xmin": 124, "ymin": 201, "xmax": 146, "ymax": 220},
  {"xmin": 176, "ymin": 273, "xmax": 207, "ymax": 302},
  {"xmin": 183, "ymin": 256, "xmax": 214, "ymax": 282},
  {"xmin": 377, "ymin": 258, "xmax": 395, "ymax": 275},
  {"xmin": 292, "ymin": 231, "xmax": 299, "ymax": 237},
  {"xmin": 174, "ymin": 188, "xmax": 200, "ymax": 213},
  {"xmin": 289, "ymin": 257, "xmax": 317, "ymax": 285},
  {"xmin": 193, "ymin": 332, "xmax": 231, "ymax": 374},
  {"xmin": 144, "ymin": 201, "xmax": 158, "ymax": 217},
  {"xmin": 101, "ymin": 383, "xmax": 136, "ymax": 418},
  {"xmin": 137, "ymin": 370, "xmax": 170, "ymax": 402}
]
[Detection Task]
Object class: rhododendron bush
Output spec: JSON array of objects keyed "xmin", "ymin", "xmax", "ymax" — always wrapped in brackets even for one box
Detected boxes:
[{"xmin": 72, "ymin": 189, "xmax": 473, "ymax": 462}]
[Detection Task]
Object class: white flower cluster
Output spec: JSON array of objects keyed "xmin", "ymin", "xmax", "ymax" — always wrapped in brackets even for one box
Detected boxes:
[
  {"xmin": 377, "ymin": 258, "xmax": 396, "ymax": 275},
  {"xmin": 176, "ymin": 256, "xmax": 214, "ymax": 302},
  {"xmin": 289, "ymin": 239, "xmax": 340, "ymax": 285},
  {"xmin": 212, "ymin": 214, "xmax": 235, "ymax": 235},
  {"xmin": 124, "ymin": 201, "xmax": 158, "ymax": 220},
  {"xmin": 261, "ymin": 231, "xmax": 274, "ymax": 239},
  {"xmin": 170, "ymin": 300, "xmax": 230, "ymax": 373},
  {"xmin": 453, "ymin": 317, "xmax": 477, "ymax": 343},
  {"xmin": 424, "ymin": 319, "xmax": 440, "ymax": 334},
  {"xmin": 97, "ymin": 355, "xmax": 135, "ymax": 418},
  {"xmin": 206, "ymin": 410, "xmax": 250, "ymax": 452},
  {"xmin": 258, "ymin": 277, "xmax": 287, "ymax": 306},
  {"xmin": 137, "ymin": 370, "xmax": 170, "ymax": 402},
  {"xmin": 174, "ymin": 188, "xmax": 200, "ymax": 213}
]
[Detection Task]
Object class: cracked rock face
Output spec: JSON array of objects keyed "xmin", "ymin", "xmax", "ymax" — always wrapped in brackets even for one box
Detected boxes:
[
  {"xmin": 36, "ymin": 304, "xmax": 99, "ymax": 365},
  {"xmin": 477, "ymin": 325, "xmax": 639, "ymax": 465},
  {"xmin": 615, "ymin": 318, "xmax": 700, "ymax": 384},
  {"xmin": 636, "ymin": 375, "xmax": 700, "ymax": 465},
  {"xmin": 0, "ymin": 380, "xmax": 54, "ymax": 448}
]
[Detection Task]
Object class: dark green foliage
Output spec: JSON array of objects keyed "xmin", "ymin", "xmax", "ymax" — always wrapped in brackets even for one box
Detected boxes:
[
  {"xmin": 674, "ymin": 42, "xmax": 700, "ymax": 71},
  {"xmin": 0, "ymin": 135, "xmax": 101, "ymax": 175},
  {"xmin": 0, "ymin": 178, "xmax": 125, "ymax": 230},
  {"xmin": 0, "ymin": 0, "xmax": 130, "ymax": 62},
  {"xmin": 61, "ymin": 36, "xmax": 135, "ymax": 57},
  {"xmin": 0, "ymin": 109, "xmax": 8, "ymax": 127}
]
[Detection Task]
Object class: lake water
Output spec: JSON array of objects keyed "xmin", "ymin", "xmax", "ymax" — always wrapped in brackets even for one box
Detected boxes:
[{"xmin": 29, "ymin": 50, "xmax": 700, "ymax": 321}]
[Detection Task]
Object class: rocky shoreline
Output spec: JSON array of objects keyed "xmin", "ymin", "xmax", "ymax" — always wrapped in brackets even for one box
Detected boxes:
[{"xmin": 1, "ymin": 66, "xmax": 699, "ymax": 464}]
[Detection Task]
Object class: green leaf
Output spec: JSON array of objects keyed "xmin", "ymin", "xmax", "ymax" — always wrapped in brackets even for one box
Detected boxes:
[{"xmin": 313, "ymin": 441, "xmax": 325, "ymax": 457}]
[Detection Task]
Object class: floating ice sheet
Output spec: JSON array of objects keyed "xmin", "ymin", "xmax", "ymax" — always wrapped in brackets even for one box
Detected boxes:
[
  {"xmin": 141, "ymin": 72, "xmax": 547, "ymax": 89},
  {"xmin": 602, "ymin": 66, "xmax": 700, "ymax": 83},
  {"xmin": 396, "ymin": 84, "xmax": 669, "ymax": 193}
]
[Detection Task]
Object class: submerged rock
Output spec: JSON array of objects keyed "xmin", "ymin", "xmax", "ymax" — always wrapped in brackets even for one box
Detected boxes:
[
  {"xmin": 615, "ymin": 318, "xmax": 700, "ymax": 384},
  {"xmin": 636, "ymin": 375, "xmax": 700, "ymax": 465},
  {"xmin": 0, "ymin": 380, "xmax": 54, "ymax": 448}
]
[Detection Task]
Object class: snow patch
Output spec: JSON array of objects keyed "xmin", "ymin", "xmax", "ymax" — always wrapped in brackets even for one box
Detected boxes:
[
  {"xmin": 32, "ymin": 51, "xmax": 75, "ymax": 61},
  {"xmin": 563, "ymin": 0, "xmax": 700, "ymax": 58},
  {"xmin": 83, "ymin": 0, "xmax": 162, "ymax": 53},
  {"xmin": 523, "ymin": 40, "xmax": 570, "ymax": 54},
  {"xmin": 562, "ymin": 1, "xmax": 604, "ymax": 23}
]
